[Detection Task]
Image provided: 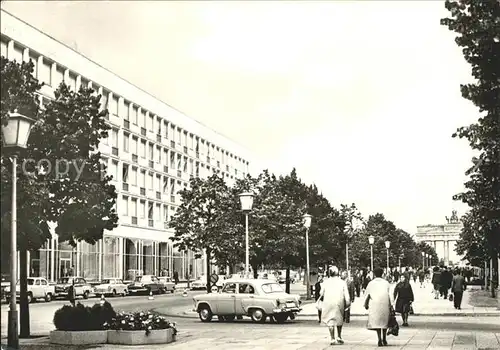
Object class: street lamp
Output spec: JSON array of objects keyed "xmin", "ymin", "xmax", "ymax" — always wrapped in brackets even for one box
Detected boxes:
[
  {"xmin": 239, "ymin": 192, "xmax": 254, "ymax": 279},
  {"xmin": 384, "ymin": 241, "xmax": 391, "ymax": 275},
  {"xmin": 2, "ymin": 111, "xmax": 36, "ymax": 350},
  {"xmin": 421, "ymin": 252, "xmax": 425, "ymax": 268},
  {"xmin": 303, "ymin": 214, "xmax": 312, "ymax": 300},
  {"xmin": 368, "ymin": 235, "xmax": 375, "ymax": 271}
]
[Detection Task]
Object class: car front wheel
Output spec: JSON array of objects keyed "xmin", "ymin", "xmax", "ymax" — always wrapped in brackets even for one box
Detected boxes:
[
  {"xmin": 250, "ymin": 308, "xmax": 266, "ymax": 323},
  {"xmin": 198, "ymin": 305, "xmax": 213, "ymax": 322}
]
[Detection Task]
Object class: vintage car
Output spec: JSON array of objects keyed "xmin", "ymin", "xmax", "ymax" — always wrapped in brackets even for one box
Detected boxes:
[
  {"xmin": 93, "ymin": 278, "xmax": 128, "ymax": 297},
  {"xmin": 54, "ymin": 277, "xmax": 92, "ymax": 299},
  {"xmin": 4, "ymin": 277, "xmax": 55, "ymax": 303},
  {"xmin": 192, "ymin": 279, "xmax": 302, "ymax": 323},
  {"xmin": 190, "ymin": 277, "xmax": 207, "ymax": 290},
  {"xmin": 127, "ymin": 275, "xmax": 163, "ymax": 295},
  {"xmin": 157, "ymin": 276, "xmax": 176, "ymax": 293}
]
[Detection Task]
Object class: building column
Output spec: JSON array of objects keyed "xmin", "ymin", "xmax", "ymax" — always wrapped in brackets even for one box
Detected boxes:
[
  {"xmin": 118, "ymin": 237, "xmax": 124, "ymax": 280},
  {"xmin": 98, "ymin": 239, "xmax": 103, "ymax": 281},
  {"xmin": 26, "ymin": 251, "xmax": 30, "ymax": 277},
  {"xmin": 76, "ymin": 241, "xmax": 80, "ymax": 277}
]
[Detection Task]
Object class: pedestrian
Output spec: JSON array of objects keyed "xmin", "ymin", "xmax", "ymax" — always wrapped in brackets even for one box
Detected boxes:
[
  {"xmin": 364, "ymin": 267, "xmax": 393, "ymax": 347},
  {"xmin": 393, "ymin": 273, "xmax": 414, "ymax": 327},
  {"xmin": 173, "ymin": 271, "xmax": 179, "ymax": 285},
  {"xmin": 418, "ymin": 268, "xmax": 425, "ymax": 288},
  {"xmin": 68, "ymin": 279, "xmax": 76, "ymax": 306},
  {"xmin": 314, "ymin": 275, "xmax": 324, "ymax": 323},
  {"xmin": 441, "ymin": 267, "xmax": 453, "ymax": 299},
  {"xmin": 341, "ymin": 271, "xmax": 355, "ymax": 323},
  {"xmin": 319, "ymin": 266, "xmax": 351, "ymax": 345},
  {"xmin": 393, "ymin": 269, "xmax": 400, "ymax": 284},
  {"xmin": 451, "ymin": 269, "xmax": 466, "ymax": 310},
  {"xmin": 431, "ymin": 266, "xmax": 441, "ymax": 299},
  {"xmin": 354, "ymin": 270, "xmax": 361, "ymax": 298}
]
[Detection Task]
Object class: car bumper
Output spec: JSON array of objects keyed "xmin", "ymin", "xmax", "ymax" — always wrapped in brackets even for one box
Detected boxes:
[
  {"xmin": 55, "ymin": 292, "xmax": 69, "ymax": 297},
  {"xmin": 272, "ymin": 307, "xmax": 302, "ymax": 314},
  {"xmin": 128, "ymin": 288, "xmax": 148, "ymax": 293}
]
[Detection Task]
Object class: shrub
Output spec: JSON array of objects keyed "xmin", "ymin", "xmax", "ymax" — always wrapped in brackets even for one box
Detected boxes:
[
  {"xmin": 53, "ymin": 301, "xmax": 117, "ymax": 331},
  {"xmin": 108, "ymin": 311, "xmax": 177, "ymax": 336}
]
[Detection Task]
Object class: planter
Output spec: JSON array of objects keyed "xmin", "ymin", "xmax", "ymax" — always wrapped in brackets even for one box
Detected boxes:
[
  {"xmin": 49, "ymin": 330, "xmax": 108, "ymax": 345},
  {"xmin": 107, "ymin": 328, "xmax": 176, "ymax": 345}
]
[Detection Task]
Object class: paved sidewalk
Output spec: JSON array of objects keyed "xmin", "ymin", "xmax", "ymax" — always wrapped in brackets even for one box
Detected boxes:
[{"xmin": 167, "ymin": 281, "xmax": 500, "ymax": 318}]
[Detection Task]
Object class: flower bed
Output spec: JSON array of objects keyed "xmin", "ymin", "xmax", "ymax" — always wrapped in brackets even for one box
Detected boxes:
[{"xmin": 50, "ymin": 301, "xmax": 177, "ymax": 345}]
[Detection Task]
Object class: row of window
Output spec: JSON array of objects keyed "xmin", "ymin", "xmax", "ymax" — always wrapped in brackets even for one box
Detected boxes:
[
  {"xmin": 120, "ymin": 195, "xmax": 175, "ymax": 225},
  {"xmin": 0, "ymin": 35, "xmax": 249, "ymax": 174}
]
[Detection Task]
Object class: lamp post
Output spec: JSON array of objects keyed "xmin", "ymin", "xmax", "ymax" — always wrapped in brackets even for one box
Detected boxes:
[
  {"xmin": 368, "ymin": 235, "xmax": 375, "ymax": 271},
  {"xmin": 385, "ymin": 241, "xmax": 391, "ymax": 275},
  {"xmin": 422, "ymin": 252, "xmax": 425, "ymax": 268},
  {"xmin": 303, "ymin": 214, "xmax": 312, "ymax": 300},
  {"xmin": 2, "ymin": 111, "xmax": 36, "ymax": 350},
  {"xmin": 239, "ymin": 192, "xmax": 254, "ymax": 279}
]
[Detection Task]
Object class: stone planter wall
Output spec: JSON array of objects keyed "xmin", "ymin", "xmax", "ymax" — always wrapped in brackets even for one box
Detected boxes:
[
  {"xmin": 107, "ymin": 328, "xmax": 176, "ymax": 345},
  {"xmin": 49, "ymin": 330, "xmax": 108, "ymax": 345}
]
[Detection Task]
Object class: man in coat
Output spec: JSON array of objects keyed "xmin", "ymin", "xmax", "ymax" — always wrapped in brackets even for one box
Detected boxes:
[
  {"xmin": 451, "ymin": 269, "xmax": 466, "ymax": 309},
  {"xmin": 320, "ymin": 266, "xmax": 351, "ymax": 345},
  {"xmin": 440, "ymin": 267, "xmax": 453, "ymax": 299},
  {"xmin": 431, "ymin": 267, "xmax": 442, "ymax": 299},
  {"xmin": 341, "ymin": 271, "xmax": 356, "ymax": 323}
]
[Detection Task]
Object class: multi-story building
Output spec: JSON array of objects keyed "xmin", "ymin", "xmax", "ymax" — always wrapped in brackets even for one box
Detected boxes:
[{"xmin": 0, "ymin": 10, "xmax": 250, "ymax": 282}]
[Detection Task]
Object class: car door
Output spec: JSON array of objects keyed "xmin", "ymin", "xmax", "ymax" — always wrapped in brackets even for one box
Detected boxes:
[
  {"xmin": 217, "ymin": 282, "xmax": 237, "ymax": 315},
  {"xmin": 74, "ymin": 278, "xmax": 83, "ymax": 295},
  {"xmin": 235, "ymin": 283, "xmax": 256, "ymax": 314},
  {"xmin": 32, "ymin": 279, "xmax": 42, "ymax": 298}
]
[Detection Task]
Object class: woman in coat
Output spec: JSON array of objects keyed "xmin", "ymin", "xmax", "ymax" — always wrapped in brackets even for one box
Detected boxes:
[
  {"xmin": 393, "ymin": 273, "xmax": 414, "ymax": 326},
  {"xmin": 314, "ymin": 275, "xmax": 324, "ymax": 323},
  {"xmin": 364, "ymin": 267, "xmax": 393, "ymax": 347},
  {"xmin": 320, "ymin": 266, "xmax": 351, "ymax": 345}
]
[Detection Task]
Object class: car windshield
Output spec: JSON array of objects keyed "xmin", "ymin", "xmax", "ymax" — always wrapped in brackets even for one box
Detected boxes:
[
  {"xmin": 261, "ymin": 283, "xmax": 284, "ymax": 293},
  {"xmin": 101, "ymin": 279, "xmax": 112, "ymax": 284},
  {"xmin": 57, "ymin": 278, "xmax": 71, "ymax": 284}
]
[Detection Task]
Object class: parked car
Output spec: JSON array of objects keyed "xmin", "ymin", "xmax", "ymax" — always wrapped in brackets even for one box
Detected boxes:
[
  {"xmin": 4, "ymin": 277, "xmax": 55, "ymax": 303},
  {"xmin": 192, "ymin": 278, "xmax": 302, "ymax": 323},
  {"xmin": 127, "ymin": 275, "xmax": 163, "ymax": 295},
  {"xmin": 93, "ymin": 278, "xmax": 128, "ymax": 297},
  {"xmin": 190, "ymin": 277, "xmax": 207, "ymax": 290},
  {"xmin": 54, "ymin": 277, "xmax": 92, "ymax": 299},
  {"xmin": 157, "ymin": 277, "xmax": 176, "ymax": 293}
]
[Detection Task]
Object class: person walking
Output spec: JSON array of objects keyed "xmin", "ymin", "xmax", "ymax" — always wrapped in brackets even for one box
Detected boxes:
[
  {"xmin": 314, "ymin": 275, "xmax": 324, "ymax": 323},
  {"xmin": 418, "ymin": 268, "xmax": 425, "ymax": 288},
  {"xmin": 354, "ymin": 270, "xmax": 361, "ymax": 298},
  {"xmin": 341, "ymin": 271, "xmax": 356, "ymax": 323},
  {"xmin": 364, "ymin": 267, "xmax": 393, "ymax": 347},
  {"xmin": 451, "ymin": 269, "xmax": 466, "ymax": 310},
  {"xmin": 173, "ymin": 271, "xmax": 179, "ymax": 285},
  {"xmin": 68, "ymin": 279, "xmax": 76, "ymax": 306},
  {"xmin": 441, "ymin": 267, "xmax": 453, "ymax": 299},
  {"xmin": 319, "ymin": 266, "xmax": 351, "ymax": 345},
  {"xmin": 431, "ymin": 266, "xmax": 441, "ymax": 299},
  {"xmin": 393, "ymin": 273, "xmax": 414, "ymax": 327}
]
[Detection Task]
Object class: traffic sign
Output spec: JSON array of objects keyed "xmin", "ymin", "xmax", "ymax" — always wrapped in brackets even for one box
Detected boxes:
[{"xmin": 210, "ymin": 273, "xmax": 219, "ymax": 285}]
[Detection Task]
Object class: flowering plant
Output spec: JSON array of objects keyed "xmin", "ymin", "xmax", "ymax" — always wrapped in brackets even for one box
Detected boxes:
[{"xmin": 107, "ymin": 311, "xmax": 177, "ymax": 336}]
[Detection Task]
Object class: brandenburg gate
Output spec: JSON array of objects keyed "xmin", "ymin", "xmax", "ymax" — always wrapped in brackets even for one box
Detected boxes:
[{"xmin": 415, "ymin": 210, "xmax": 464, "ymax": 266}]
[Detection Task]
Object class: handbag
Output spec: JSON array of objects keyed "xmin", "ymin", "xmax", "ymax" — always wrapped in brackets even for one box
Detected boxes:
[
  {"xmin": 387, "ymin": 305, "xmax": 399, "ymax": 336},
  {"xmin": 449, "ymin": 293, "xmax": 454, "ymax": 302}
]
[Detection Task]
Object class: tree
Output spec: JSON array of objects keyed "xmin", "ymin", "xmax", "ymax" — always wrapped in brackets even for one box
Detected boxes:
[
  {"xmin": 1, "ymin": 57, "xmax": 118, "ymax": 337},
  {"xmin": 169, "ymin": 174, "xmax": 241, "ymax": 292},
  {"xmin": 441, "ymin": 0, "xmax": 500, "ymax": 295}
]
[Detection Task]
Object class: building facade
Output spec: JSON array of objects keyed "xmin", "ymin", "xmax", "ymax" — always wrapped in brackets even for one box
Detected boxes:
[
  {"xmin": 415, "ymin": 210, "xmax": 464, "ymax": 266},
  {"xmin": 1, "ymin": 10, "xmax": 250, "ymax": 282}
]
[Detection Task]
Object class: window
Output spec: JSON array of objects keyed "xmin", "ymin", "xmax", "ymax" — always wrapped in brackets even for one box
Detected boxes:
[
  {"xmin": 131, "ymin": 198, "xmax": 138, "ymax": 217},
  {"xmin": 163, "ymin": 149, "xmax": 168, "ymax": 165},
  {"xmin": 183, "ymin": 132, "xmax": 187, "ymax": 146},
  {"xmin": 130, "ymin": 167, "xmax": 137, "ymax": 185},
  {"xmin": 35, "ymin": 279, "xmax": 41, "ymax": 286},
  {"xmin": 189, "ymin": 134, "xmax": 194, "ymax": 149},
  {"xmin": 223, "ymin": 283, "xmax": 236, "ymax": 294},
  {"xmin": 183, "ymin": 157, "xmax": 187, "ymax": 172},
  {"xmin": 164, "ymin": 122, "xmax": 169, "ymax": 138},
  {"xmin": 170, "ymin": 124, "xmax": 175, "ymax": 139},
  {"xmin": 170, "ymin": 152, "xmax": 175, "ymax": 169},
  {"xmin": 139, "ymin": 170, "xmax": 146, "ymax": 188},
  {"xmin": 239, "ymin": 283, "xmax": 255, "ymax": 294},
  {"xmin": 28, "ymin": 52, "xmax": 39, "ymax": 78},
  {"xmin": 148, "ymin": 202, "xmax": 154, "ymax": 219},
  {"xmin": 123, "ymin": 133, "xmax": 129, "ymax": 152},
  {"xmin": 100, "ymin": 89, "xmax": 109, "ymax": 111},
  {"xmin": 140, "ymin": 140, "xmax": 146, "ymax": 158},
  {"xmin": 189, "ymin": 159, "xmax": 194, "ymax": 174},
  {"xmin": 139, "ymin": 200, "xmax": 146, "ymax": 218},
  {"xmin": 261, "ymin": 283, "xmax": 284, "ymax": 293},
  {"xmin": 39, "ymin": 57, "xmax": 51, "ymax": 86},
  {"xmin": 163, "ymin": 205, "xmax": 169, "ymax": 221},
  {"xmin": 148, "ymin": 113, "xmax": 154, "ymax": 131},
  {"xmin": 170, "ymin": 179, "xmax": 175, "ymax": 194},
  {"xmin": 157, "ymin": 146, "xmax": 161, "ymax": 163},
  {"xmin": 102, "ymin": 131, "xmax": 109, "ymax": 145},
  {"xmin": 177, "ymin": 155, "xmax": 182, "ymax": 170},
  {"xmin": 148, "ymin": 143, "xmax": 154, "ymax": 160},
  {"xmin": 122, "ymin": 196, "xmax": 129, "ymax": 216},
  {"xmin": 131, "ymin": 106, "xmax": 138, "ymax": 125},
  {"xmin": 139, "ymin": 109, "xmax": 146, "ymax": 128},
  {"xmin": 157, "ymin": 118, "xmax": 162, "ymax": 135},
  {"xmin": 109, "ymin": 160, "xmax": 118, "ymax": 179},
  {"xmin": 109, "ymin": 95, "xmax": 118, "ymax": 116},
  {"xmin": 123, "ymin": 101, "xmax": 130, "ymax": 120},
  {"xmin": 156, "ymin": 175, "xmax": 162, "ymax": 192},
  {"xmin": 163, "ymin": 177, "xmax": 169, "ymax": 193},
  {"xmin": 156, "ymin": 204, "xmax": 161, "ymax": 220},
  {"xmin": 111, "ymin": 129, "xmax": 118, "ymax": 148},
  {"xmin": 148, "ymin": 173, "xmax": 154, "ymax": 189},
  {"xmin": 12, "ymin": 43, "xmax": 23, "ymax": 62},
  {"xmin": 131, "ymin": 137, "xmax": 138, "ymax": 155},
  {"xmin": 41, "ymin": 279, "xmax": 47, "ymax": 286},
  {"xmin": 177, "ymin": 128, "xmax": 181, "ymax": 143},
  {"xmin": 122, "ymin": 164, "xmax": 129, "ymax": 183}
]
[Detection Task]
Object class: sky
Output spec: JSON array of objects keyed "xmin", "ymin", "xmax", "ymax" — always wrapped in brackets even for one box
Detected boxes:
[{"xmin": 1, "ymin": 1, "xmax": 478, "ymax": 233}]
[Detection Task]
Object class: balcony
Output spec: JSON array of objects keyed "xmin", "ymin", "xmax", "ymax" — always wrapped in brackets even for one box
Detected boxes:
[
  {"xmin": 122, "ymin": 183, "xmax": 129, "ymax": 191},
  {"xmin": 132, "ymin": 154, "xmax": 138, "ymax": 163},
  {"xmin": 170, "ymin": 140, "xmax": 175, "ymax": 148},
  {"xmin": 148, "ymin": 219, "xmax": 153, "ymax": 227},
  {"xmin": 177, "ymin": 170, "xmax": 181, "ymax": 178},
  {"xmin": 141, "ymin": 128, "xmax": 146, "ymax": 136},
  {"xmin": 148, "ymin": 160, "xmax": 154, "ymax": 168},
  {"xmin": 123, "ymin": 120, "xmax": 130, "ymax": 129},
  {"xmin": 140, "ymin": 187, "xmax": 146, "ymax": 196},
  {"xmin": 112, "ymin": 147, "xmax": 119, "ymax": 156},
  {"xmin": 156, "ymin": 134, "xmax": 162, "ymax": 143},
  {"xmin": 131, "ymin": 216, "xmax": 137, "ymax": 225},
  {"xmin": 163, "ymin": 165, "xmax": 169, "ymax": 173},
  {"xmin": 170, "ymin": 195, "xmax": 175, "ymax": 203},
  {"xmin": 156, "ymin": 191, "xmax": 161, "ymax": 200}
]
